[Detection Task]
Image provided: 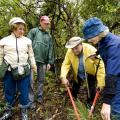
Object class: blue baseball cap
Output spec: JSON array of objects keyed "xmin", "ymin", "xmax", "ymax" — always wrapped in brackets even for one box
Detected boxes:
[{"xmin": 83, "ymin": 17, "xmax": 108, "ymax": 39}]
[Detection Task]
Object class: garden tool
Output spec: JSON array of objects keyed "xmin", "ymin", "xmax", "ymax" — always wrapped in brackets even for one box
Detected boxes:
[
  {"xmin": 65, "ymin": 84, "xmax": 81, "ymax": 120},
  {"xmin": 89, "ymin": 89, "xmax": 100, "ymax": 117}
]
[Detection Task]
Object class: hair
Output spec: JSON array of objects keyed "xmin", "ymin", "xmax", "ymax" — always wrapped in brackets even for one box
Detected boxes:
[
  {"xmin": 10, "ymin": 22, "xmax": 26, "ymax": 33},
  {"xmin": 98, "ymin": 28, "xmax": 109, "ymax": 38}
]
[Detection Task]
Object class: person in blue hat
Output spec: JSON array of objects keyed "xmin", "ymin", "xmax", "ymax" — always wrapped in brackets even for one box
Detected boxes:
[{"xmin": 83, "ymin": 17, "xmax": 120, "ymax": 120}]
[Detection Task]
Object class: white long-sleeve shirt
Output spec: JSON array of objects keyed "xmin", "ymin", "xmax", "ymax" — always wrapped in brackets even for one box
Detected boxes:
[{"xmin": 0, "ymin": 33, "xmax": 36, "ymax": 69}]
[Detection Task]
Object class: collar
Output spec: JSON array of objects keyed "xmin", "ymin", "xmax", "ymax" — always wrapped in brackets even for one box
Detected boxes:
[
  {"xmin": 11, "ymin": 33, "xmax": 23, "ymax": 39},
  {"xmin": 38, "ymin": 26, "xmax": 48, "ymax": 33}
]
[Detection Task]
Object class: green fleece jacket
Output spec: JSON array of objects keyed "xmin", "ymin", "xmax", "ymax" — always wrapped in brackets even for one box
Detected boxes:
[{"xmin": 27, "ymin": 27, "xmax": 54, "ymax": 65}]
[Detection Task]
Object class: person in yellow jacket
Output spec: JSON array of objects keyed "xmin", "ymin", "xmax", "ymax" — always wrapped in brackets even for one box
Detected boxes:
[{"xmin": 60, "ymin": 36, "xmax": 105, "ymax": 106}]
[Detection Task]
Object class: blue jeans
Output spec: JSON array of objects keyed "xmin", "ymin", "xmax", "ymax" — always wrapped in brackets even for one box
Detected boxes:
[
  {"xmin": 4, "ymin": 71, "xmax": 30, "ymax": 107},
  {"xmin": 29, "ymin": 71, "xmax": 34, "ymax": 103}
]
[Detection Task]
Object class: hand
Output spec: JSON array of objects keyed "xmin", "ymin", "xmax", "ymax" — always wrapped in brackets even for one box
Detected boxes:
[
  {"xmin": 61, "ymin": 78, "xmax": 69, "ymax": 86},
  {"xmin": 47, "ymin": 64, "xmax": 51, "ymax": 71},
  {"xmin": 97, "ymin": 86, "xmax": 104, "ymax": 92},
  {"xmin": 32, "ymin": 65, "xmax": 37, "ymax": 73},
  {"xmin": 101, "ymin": 103, "xmax": 111, "ymax": 120}
]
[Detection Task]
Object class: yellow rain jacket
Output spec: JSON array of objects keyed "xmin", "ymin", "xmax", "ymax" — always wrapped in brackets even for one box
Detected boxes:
[{"xmin": 60, "ymin": 43, "xmax": 105, "ymax": 88}]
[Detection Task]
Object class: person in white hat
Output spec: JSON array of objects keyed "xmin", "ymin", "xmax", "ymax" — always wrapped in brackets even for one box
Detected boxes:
[
  {"xmin": 27, "ymin": 15, "xmax": 54, "ymax": 108},
  {"xmin": 60, "ymin": 36, "xmax": 105, "ymax": 108},
  {"xmin": 0, "ymin": 17, "xmax": 37, "ymax": 120}
]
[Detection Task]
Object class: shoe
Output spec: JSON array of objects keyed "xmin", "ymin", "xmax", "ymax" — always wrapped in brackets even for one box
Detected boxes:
[
  {"xmin": 21, "ymin": 108, "xmax": 29, "ymax": 120},
  {"xmin": 29, "ymin": 103, "xmax": 36, "ymax": 111},
  {"xmin": 0, "ymin": 110, "xmax": 12, "ymax": 120},
  {"xmin": 37, "ymin": 101, "xmax": 45, "ymax": 112}
]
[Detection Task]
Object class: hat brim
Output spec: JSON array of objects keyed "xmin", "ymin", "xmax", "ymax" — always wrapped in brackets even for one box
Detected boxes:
[
  {"xmin": 65, "ymin": 39, "xmax": 84, "ymax": 49},
  {"xmin": 83, "ymin": 25, "xmax": 108, "ymax": 39}
]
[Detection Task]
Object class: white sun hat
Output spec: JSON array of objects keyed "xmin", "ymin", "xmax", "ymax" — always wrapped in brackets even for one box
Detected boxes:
[
  {"xmin": 9, "ymin": 17, "xmax": 26, "ymax": 26},
  {"xmin": 65, "ymin": 36, "xmax": 84, "ymax": 48}
]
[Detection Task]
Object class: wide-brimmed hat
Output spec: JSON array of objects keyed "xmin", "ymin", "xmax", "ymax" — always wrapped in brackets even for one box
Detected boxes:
[
  {"xmin": 65, "ymin": 37, "xmax": 84, "ymax": 48},
  {"xmin": 83, "ymin": 17, "xmax": 108, "ymax": 39},
  {"xmin": 9, "ymin": 17, "xmax": 26, "ymax": 26}
]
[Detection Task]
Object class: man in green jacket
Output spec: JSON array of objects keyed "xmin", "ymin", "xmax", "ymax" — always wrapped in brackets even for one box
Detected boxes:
[{"xmin": 27, "ymin": 16, "xmax": 54, "ymax": 106}]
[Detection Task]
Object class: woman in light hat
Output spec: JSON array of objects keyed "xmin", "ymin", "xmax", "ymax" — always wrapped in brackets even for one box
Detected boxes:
[
  {"xmin": 0, "ymin": 17, "xmax": 36, "ymax": 120},
  {"xmin": 83, "ymin": 17, "xmax": 120, "ymax": 120},
  {"xmin": 60, "ymin": 36, "xmax": 105, "ymax": 108}
]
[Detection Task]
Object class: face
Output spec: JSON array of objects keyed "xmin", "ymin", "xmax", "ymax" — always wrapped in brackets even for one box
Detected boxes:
[
  {"xmin": 72, "ymin": 44, "xmax": 83, "ymax": 56},
  {"xmin": 13, "ymin": 24, "xmax": 25, "ymax": 37},
  {"xmin": 40, "ymin": 20, "xmax": 50, "ymax": 30},
  {"xmin": 88, "ymin": 36, "xmax": 101, "ymax": 45}
]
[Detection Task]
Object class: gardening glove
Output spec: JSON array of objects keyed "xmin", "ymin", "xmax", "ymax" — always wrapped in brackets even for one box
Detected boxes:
[
  {"xmin": 31, "ymin": 65, "xmax": 37, "ymax": 73},
  {"xmin": 101, "ymin": 103, "xmax": 111, "ymax": 120},
  {"xmin": 46, "ymin": 64, "xmax": 51, "ymax": 71},
  {"xmin": 61, "ymin": 77, "xmax": 69, "ymax": 86}
]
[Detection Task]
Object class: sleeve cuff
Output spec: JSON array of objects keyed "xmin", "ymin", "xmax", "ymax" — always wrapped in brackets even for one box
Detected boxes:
[{"xmin": 102, "ymin": 93, "xmax": 114, "ymax": 105}]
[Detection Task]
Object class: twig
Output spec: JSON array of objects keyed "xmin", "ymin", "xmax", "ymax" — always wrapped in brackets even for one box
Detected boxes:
[{"xmin": 45, "ymin": 109, "xmax": 61, "ymax": 120}]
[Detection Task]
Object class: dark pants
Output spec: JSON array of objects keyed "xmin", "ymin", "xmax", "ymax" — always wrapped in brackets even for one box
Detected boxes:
[
  {"xmin": 4, "ymin": 71, "xmax": 30, "ymax": 107},
  {"xmin": 111, "ymin": 76, "xmax": 120, "ymax": 119},
  {"xmin": 72, "ymin": 74, "xmax": 96, "ymax": 105}
]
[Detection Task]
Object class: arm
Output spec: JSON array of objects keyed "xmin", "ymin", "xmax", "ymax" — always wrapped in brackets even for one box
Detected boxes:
[
  {"xmin": 86, "ymin": 43, "xmax": 105, "ymax": 89},
  {"xmin": 48, "ymin": 36, "xmax": 54, "ymax": 65},
  {"xmin": 94, "ymin": 56, "xmax": 105, "ymax": 89},
  {"xmin": 0, "ymin": 46, "xmax": 4, "ymax": 65},
  {"xmin": 0, "ymin": 40, "xmax": 4, "ymax": 64},
  {"xmin": 27, "ymin": 29, "xmax": 35, "ymax": 42},
  {"xmin": 102, "ymin": 45, "xmax": 118, "ymax": 105},
  {"xmin": 101, "ymin": 45, "xmax": 118, "ymax": 120},
  {"xmin": 60, "ymin": 50, "xmax": 71, "ymax": 80},
  {"xmin": 28, "ymin": 41, "xmax": 37, "ymax": 72}
]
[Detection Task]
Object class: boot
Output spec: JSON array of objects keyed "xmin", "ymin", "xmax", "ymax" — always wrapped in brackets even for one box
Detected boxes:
[
  {"xmin": 21, "ymin": 108, "xmax": 29, "ymax": 120},
  {"xmin": 0, "ymin": 109, "xmax": 12, "ymax": 120}
]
